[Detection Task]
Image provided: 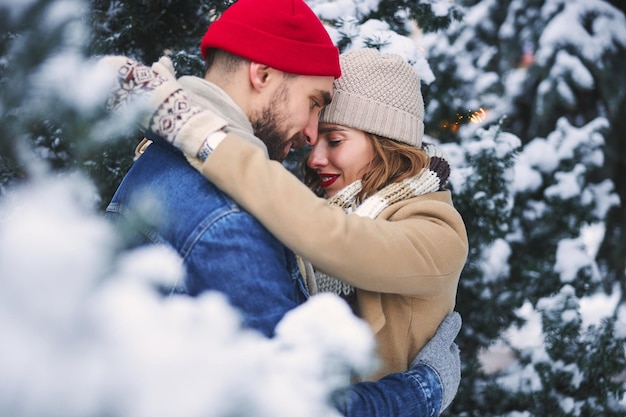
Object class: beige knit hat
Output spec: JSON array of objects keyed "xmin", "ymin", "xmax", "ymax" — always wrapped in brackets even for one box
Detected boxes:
[{"xmin": 319, "ymin": 48, "xmax": 425, "ymax": 147}]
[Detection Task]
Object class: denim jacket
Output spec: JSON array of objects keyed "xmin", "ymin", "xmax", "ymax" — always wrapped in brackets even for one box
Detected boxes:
[{"xmin": 106, "ymin": 137, "xmax": 309, "ymax": 337}]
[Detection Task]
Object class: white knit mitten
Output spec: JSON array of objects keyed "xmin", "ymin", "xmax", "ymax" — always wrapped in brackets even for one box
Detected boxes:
[{"xmin": 98, "ymin": 55, "xmax": 228, "ymax": 158}]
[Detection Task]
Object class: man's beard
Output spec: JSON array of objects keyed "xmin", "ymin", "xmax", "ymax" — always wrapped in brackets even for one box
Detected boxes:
[
  {"xmin": 250, "ymin": 85, "xmax": 304, "ymax": 162},
  {"xmin": 251, "ymin": 109, "xmax": 292, "ymax": 162}
]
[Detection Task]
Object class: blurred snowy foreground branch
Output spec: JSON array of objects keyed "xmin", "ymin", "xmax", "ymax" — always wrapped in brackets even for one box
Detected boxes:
[{"xmin": 0, "ymin": 174, "xmax": 376, "ymax": 417}]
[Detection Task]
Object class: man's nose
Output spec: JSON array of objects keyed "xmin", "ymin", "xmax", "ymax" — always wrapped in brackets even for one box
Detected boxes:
[
  {"xmin": 303, "ymin": 117, "xmax": 319, "ymax": 146},
  {"xmin": 305, "ymin": 134, "xmax": 317, "ymax": 146}
]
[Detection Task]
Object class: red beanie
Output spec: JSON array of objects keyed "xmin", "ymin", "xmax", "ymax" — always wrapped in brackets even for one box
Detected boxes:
[{"xmin": 200, "ymin": 0, "xmax": 341, "ymax": 78}]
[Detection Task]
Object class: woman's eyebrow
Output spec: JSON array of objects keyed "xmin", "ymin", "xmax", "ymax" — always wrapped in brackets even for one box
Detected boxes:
[{"xmin": 318, "ymin": 125, "xmax": 349, "ymax": 134}]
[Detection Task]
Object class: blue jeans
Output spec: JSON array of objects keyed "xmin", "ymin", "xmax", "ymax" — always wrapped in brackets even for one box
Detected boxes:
[{"xmin": 336, "ymin": 364, "xmax": 442, "ymax": 417}]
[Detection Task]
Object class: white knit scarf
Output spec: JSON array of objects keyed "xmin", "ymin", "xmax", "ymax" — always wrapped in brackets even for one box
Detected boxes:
[{"xmin": 308, "ymin": 143, "xmax": 451, "ymax": 298}]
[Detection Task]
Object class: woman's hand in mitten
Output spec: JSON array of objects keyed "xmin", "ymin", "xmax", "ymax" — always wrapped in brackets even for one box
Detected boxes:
[{"xmin": 97, "ymin": 55, "xmax": 228, "ymax": 158}]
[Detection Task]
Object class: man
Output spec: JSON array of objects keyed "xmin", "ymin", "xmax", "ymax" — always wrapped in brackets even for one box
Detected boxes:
[
  {"xmin": 102, "ymin": 0, "xmax": 460, "ymax": 415},
  {"xmin": 105, "ymin": 0, "xmax": 338, "ymax": 337}
]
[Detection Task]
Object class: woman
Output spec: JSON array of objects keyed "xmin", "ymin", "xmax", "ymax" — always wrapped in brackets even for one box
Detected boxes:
[{"xmin": 192, "ymin": 48, "xmax": 469, "ymax": 381}]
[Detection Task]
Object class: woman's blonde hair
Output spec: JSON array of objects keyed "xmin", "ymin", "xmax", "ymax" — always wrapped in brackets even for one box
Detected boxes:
[{"xmin": 303, "ymin": 133, "xmax": 430, "ymax": 203}]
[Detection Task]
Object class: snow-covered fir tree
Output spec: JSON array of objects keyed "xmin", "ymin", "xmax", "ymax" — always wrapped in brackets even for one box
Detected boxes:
[
  {"xmin": 1, "ymin": 0, "xmax": 625, "ymax": 416},
  {"xmin": 420, "ymin": 0, "xmax": 626, "ymax": 415}
]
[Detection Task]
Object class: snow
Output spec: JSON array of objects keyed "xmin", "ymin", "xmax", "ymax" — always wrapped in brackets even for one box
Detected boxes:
[
  {"xmin": 580, "ymin": 283, "xmax": 622, "ymax": 327},
  {"xmin": 311, "ymin": 0, "xmax": 435, "ymax": 84},
  {"xmin": 553, "ymin": 50, "xmax": 595, "ymax": 90},
  {"xmin": 309, "ymin": 0, "xmax": 379, "ymax": 20},
  {"xmin": 338, "ymin": 18, "xmax": 435, "ymax": 84},
  {"xmin": 588, "ymin": 180, "xmax": 621, "ymax": 219},
  {"xmin": 512, "ymin": 160, "xmax": 544, "ymax": 194},
  {"xmin": 474, "ymin": 71, "xmax": 499, "ymax": 93},
  {"xmin": 465, "ymin": 128, "xmax": 521, "ymax": 160},
  {"xmin": 537, "ymin": 0, "xmax": 626, "ymax": 65},
  {"xmin": 430, "ymin": 0, "xmax": 454, "ymax": 17},
  {"xmin": 554, "ymin": 236, "xmax": 596, "ymax": 283},
  {"xmin": 512, "ymin": 117, "xmax": 616, "ymax": 210},
  {"xmin": 462, "ymin": 0, "xmax": 494, "ymax": 29},
  {"xmin": 0, "ymin": 176, "xmax": 375, "ymax": 417},
  {"xmin": 544, "ymin": 163, "xmax": 584, "ymax": 200},
  {"xmin": 480, "ymin": 238, "xmax": 512, "ymax": 283},
  {"xmin": 0, "ymin": 173, "xmax": 113, "ymax": 324},
  {"xmin": 44, "ymin": 0, "xmax": 85, "ymax": 32},
  {"xmin": 506, "ymin": 301, "xmax": 544, "ymax": 350},
  {"xmin": 33, "ymin": 53, "xmax": 114, "ymax": 111}
]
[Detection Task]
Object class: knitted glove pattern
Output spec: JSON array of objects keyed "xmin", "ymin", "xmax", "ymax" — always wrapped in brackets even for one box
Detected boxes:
[
  {"xmin": 411, "ymin": 312, "xmax": 462, "ymax": 413},
  {"xmin": 98, "ymin": 55, "xmax": 227, "ymax": 158}
]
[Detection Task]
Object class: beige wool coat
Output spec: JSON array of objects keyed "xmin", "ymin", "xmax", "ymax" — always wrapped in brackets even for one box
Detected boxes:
[{"xmin": 198, "ymin": 133, "xmax": 469, "ymax": 381}]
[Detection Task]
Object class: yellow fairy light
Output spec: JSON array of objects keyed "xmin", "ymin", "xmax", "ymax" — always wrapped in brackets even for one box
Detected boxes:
[{"xmin": 469, "ymin": 108, "xmax": 486, "ymax": 123}]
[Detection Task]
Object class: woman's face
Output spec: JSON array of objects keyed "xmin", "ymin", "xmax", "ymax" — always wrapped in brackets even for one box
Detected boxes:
[{"xmin": 307, "ymin": 123, "xmax": 375, "ymax": 198}]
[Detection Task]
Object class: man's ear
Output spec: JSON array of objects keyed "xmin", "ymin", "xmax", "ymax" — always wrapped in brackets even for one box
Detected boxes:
[{"xmin": 249, "ymin": 62, "xmax": 273, "ymax": 92}]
